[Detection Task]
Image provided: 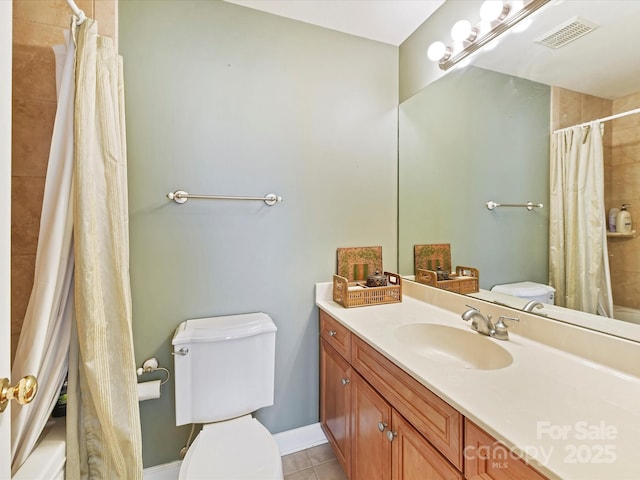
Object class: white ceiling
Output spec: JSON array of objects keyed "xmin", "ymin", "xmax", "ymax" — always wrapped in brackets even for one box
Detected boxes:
[
  {"xmin": 472, "ymin": 0, "xmax": 640, "ymax": 99},
  {"xmin": 225, "ymin": 0, "xmax": 640, "ymax": 99},
  {"xmin": 224, "ymin": 0, "xmax": 445, "ymax": 46}
]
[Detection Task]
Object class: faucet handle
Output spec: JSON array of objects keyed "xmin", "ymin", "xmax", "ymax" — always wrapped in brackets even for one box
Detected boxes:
[{"xmin": 492, "ymin": 316, "xmax": 519, "ymax": 341}]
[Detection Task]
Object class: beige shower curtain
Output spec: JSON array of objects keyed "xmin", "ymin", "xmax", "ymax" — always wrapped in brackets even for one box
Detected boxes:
[
  {"xmin": 549, "ymin": 122, "xmax": 613, "ymax": 317},
  {"xmin": 66, "ymin": 19, "xmax": 143, "ymax": 479}
]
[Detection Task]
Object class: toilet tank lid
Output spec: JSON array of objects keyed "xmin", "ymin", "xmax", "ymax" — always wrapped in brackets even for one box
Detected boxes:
[
  {"xmin": 172, "ymin": 312, "xmax": 276, "ymax": 345},
  {"xmin": 491, "ymin": 281, "xmax": 555, "ymax": 296}
]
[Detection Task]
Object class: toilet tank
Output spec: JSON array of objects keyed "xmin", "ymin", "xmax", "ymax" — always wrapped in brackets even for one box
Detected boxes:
[
  {"xmin": 491, "ymin": 281, "xmax": 556, "ymax": 304},
  {"xmin": 172, "ymin": 312, "xmax": 277, "ymax": 426}
]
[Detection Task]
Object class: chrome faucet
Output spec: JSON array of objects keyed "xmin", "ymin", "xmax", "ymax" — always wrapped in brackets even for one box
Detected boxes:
[
  {"xmin": 461, "ymin": 305, "xmax": 495, "ymax": 336},
  {"xmin": 522, "ymin": 300, "xmax": 544, "ymax": 312},
  {"xmin": 462, "ymin": 305, "xmax": 519, "ymax": 340},
  {"xmin": 522, "ymin": 300, "xmax": 548, "ymax": 316}
]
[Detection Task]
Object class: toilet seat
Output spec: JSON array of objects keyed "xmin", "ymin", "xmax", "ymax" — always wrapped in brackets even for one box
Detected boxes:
[{"xmin": 179, "ymin": 415, "xmax": 283, "ymax": 480}]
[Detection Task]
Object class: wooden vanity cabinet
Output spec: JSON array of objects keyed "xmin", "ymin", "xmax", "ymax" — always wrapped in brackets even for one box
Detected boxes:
[
  {"xmin": 464, "ymin": 420, "xmax": 548, "ymax": 480},
  {"xmin": 320, "ymin": 338, "xmax": 352, "ymax": 474},
  {"xmin": 320, "ymin": 310, "xmax": 353, "ymax": 475},
  {"xmin": 319, "ymin": 310, "xmax": 546, "ymax": 480},
  {"xmin": 351, "ymin": 335, "xmax": 463, "ymax": 470},
  {"xmin": 321, "ymin": 310, "xmax": 462, "ymax": 480},
  {"xmin": 392, "ymin": 411, "xmax": 463, "ymax": 480},
  {"xmin": 351, "ymin": 372, "xmax": 462, "ymax": 480},
  {"xmin": 320, "ymin": 309, "xmax": 351, "ymax": 360},
  {"xmin": 351, "ymin": 372, "xmax": 392, "ymax": 479}
]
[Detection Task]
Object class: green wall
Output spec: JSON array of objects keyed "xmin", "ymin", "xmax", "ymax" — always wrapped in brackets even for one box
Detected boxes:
[
  {"xmin": 119, "ymin": 1, "xmax": 398, "ymax": 467},
  {"xmin": 398, "ymin": 66, "xmax": 550, "ymax": 288}
]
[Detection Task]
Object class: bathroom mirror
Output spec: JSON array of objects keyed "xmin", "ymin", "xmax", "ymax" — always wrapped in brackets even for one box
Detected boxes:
[{"xmin": 398, "ymin": 0, "xmax": 640, "ymax": 339}]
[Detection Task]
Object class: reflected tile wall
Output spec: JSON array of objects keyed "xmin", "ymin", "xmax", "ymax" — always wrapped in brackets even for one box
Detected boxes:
[
  {"xmin": 552, "ymin": 86, "xmax": 640, "ymax": 310},
  {"xmin": 11, "ymin": 0, "xmax": 116, "ymax": 360},
  {"xmin": 610, "ymin": 92, "xmax": 640, "ymax": 309}
]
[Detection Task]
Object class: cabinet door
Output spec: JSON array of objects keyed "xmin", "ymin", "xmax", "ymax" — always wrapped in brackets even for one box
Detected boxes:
[
  {"xmin": 465, "ymin": 420, "xmax": 548, "ymax": 480},
  {"xmin": 391, "ymin": 411, "xmax": 463, "ymax": 480},
  {"xmin": 320, "ymin": 338, "xmax": 352, "ymax": 475},
  {"xmin": 352, "ymin": 372, "xmax": 392, "ymax": 480}
]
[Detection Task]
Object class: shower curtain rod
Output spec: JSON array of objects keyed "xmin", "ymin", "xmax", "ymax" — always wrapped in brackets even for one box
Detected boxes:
[
  {"xmin": 65, "ymin": 0, "xmax": 87, "ymax": 25},
  {"xmin": 553, "ymin": 107, "xmax": 640, "ymax": 133}
]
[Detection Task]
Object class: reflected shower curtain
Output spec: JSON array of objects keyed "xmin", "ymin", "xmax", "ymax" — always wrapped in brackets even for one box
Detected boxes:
[
  {"xmin": 549, "ymin": 122, "xmax": 613, "ymax": 316},
  {"xmin": 66, "ymin": 19, "xmax": 143, "ymax": 479},
  {"xmin": 10, "ymin": 33, "xmax": 75, "ymax": 474}
]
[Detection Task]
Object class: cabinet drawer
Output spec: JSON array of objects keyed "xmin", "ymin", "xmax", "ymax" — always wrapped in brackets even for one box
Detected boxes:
[
  {"xmin": 352, "ymin": 335, "xmax": 463, "ymax": 470},
  {"xmin": 320, "ymin": 310, "xmax": 351, "ymax": 361},
  {"xmin": 464, "ymin": 420, "xmax": 548, "ymax": 480}
]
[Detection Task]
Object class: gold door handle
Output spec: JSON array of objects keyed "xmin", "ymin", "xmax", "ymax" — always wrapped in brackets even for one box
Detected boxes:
[{"xmin": 0, "ymin": 375, "xmax": 38, "ymax": 413}]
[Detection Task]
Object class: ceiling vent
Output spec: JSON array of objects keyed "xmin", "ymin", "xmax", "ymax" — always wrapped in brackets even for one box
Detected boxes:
[{"xmin": 535, "ymin": 17, "xmax": 599, "ymax": 49}]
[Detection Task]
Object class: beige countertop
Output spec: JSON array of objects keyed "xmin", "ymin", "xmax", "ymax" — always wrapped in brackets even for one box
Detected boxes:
[{"xmin": 316, "ymin": 281, "xmax": 640, "ymax": 480}]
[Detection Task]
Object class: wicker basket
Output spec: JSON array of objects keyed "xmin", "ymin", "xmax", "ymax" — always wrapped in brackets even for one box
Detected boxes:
[
  {"xmin": 333, "ymin": 272, "xmax": 402, "ymax": 308},
  {"xmin": 415, "ymin": 266, "xmax": 479, "ymax": 294}
]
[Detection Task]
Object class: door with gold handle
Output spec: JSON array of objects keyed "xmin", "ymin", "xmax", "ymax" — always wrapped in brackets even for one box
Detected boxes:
[{"xmin": 0, "ymin": 375, "xmax": 38, "ymax": 413}]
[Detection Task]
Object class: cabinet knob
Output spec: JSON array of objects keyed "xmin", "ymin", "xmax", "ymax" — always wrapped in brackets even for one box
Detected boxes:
[
  {"xmin": 341, "ymin": 378, "xmax": 350, "ymax": 386},
  {"xmin": 328, "ymin": 330, "xmax": 337, "ymax": 337},
  {"xmin": 377, "ymin": 421, "xmax": 388, "ymax": 432},
  {"xmin": 386, "ymin": 430, "xmax": 397, "ymax": 442}
]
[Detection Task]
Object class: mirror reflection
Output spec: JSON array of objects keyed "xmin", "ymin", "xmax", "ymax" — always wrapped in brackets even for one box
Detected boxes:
[{"xmin": 398, "ymin": 0, "xmax": 640, "ymax": 333}]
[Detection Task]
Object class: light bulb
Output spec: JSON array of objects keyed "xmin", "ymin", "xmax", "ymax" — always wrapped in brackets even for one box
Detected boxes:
[
  {"xmin": 480, "ymin": 1, "xmax": 504, "ymax": 22},
  {"xmin": 427, "ymin": 41, "xmax": 447, "ymax": 61},
  {"xmin": 451, "ymin": 20, "xmax": 472, "ymax": 42}
]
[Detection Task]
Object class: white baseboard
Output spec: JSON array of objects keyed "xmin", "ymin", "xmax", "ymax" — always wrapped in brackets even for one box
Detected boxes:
[
  {"xmin": 143, "ymin": 423, "xmax": 327, "ymax": 479},
  {"xmin": 273, "ymin": 422, "xmax": 328, "ymax": 456}
]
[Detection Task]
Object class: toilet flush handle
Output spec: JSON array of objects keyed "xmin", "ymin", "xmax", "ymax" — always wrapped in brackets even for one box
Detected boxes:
[{"xmin": 172, "ymin": 347, "xmax": 189, "ymax": 356}]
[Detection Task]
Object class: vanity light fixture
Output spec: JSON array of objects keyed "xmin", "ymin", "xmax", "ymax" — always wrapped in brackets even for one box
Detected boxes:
[{"xmin": 428, "ymin": 0, "xmax": 551, "ymax": 71}]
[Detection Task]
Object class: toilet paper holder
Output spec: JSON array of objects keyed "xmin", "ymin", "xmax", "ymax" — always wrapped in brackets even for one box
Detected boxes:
[{"xmin": 136, "ymin": 357, "xmax": 170, "ymax": 386}]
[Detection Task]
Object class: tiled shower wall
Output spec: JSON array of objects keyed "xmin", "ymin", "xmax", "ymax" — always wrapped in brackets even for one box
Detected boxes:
[
  {"xmin": 551, "ymin": 86, "xmax": 640, "ymax": 310},
  {"xmin": 11, "ymin": 0, "xmax": 116, "ymax": 359}
]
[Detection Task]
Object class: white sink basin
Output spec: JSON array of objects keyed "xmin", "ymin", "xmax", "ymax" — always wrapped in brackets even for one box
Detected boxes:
[{"xmin": 395, "ymin": 323, "xmax": 513, "ymax": 370}]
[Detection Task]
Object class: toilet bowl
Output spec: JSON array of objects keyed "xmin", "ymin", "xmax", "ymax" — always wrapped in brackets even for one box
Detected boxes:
[{"xmin": 179, "ymin": 416, "xmax": 283, "ymax": 480}]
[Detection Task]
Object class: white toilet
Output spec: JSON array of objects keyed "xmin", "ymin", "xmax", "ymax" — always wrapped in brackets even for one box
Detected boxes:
[
  {"xmin": 172, "ymin": 312, "xmax": 283, "ymax": 480},
  {"xmin": 491, "ymin": 281, "xmax": 556, "ymax": 304}
]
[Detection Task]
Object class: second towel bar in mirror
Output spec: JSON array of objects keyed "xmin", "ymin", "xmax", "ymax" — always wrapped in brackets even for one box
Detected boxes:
[{"xmin": 486, "ymin": 201, "xmax": 543, "ymax": 211}]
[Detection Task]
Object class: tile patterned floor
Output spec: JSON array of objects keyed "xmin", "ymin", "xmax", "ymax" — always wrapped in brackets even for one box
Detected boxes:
[{"xmin": 282, "ymin": 443, "xmax": 347, "ymax": 480}]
